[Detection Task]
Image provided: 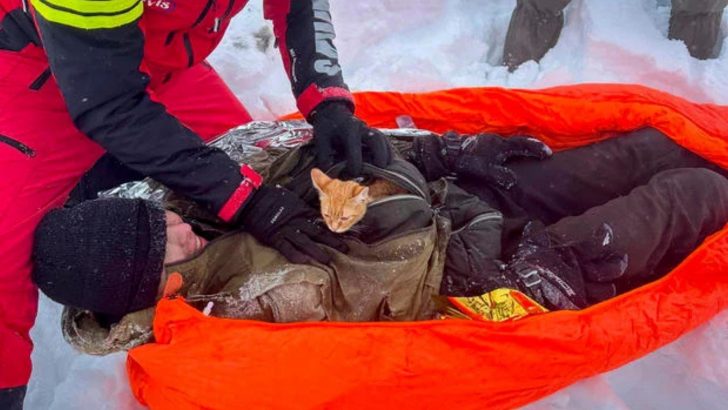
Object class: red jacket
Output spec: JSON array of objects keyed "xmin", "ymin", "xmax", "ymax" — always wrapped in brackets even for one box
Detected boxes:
[
  {"xmin": 0, "ymin": 0, "xmax": 353, "ymax": 387},
  {"xmin": 1, "ymin": 0, "xmax": 353, "ymax": 217}
]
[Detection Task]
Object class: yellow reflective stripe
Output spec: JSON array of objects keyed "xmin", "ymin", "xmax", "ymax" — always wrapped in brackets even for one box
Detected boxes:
[
  {"xmin": 31, "ymin": 0, "xmax": 143, "ymax": 30},
  {"xmin": 42, "ymin": 0, "xmax": 140, "ymax": 14}
]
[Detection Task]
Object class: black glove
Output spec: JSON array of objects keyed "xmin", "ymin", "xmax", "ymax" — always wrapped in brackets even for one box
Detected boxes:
[
  {"xmin": 452, "ymin": 131, "xmax": 552, "ymax": 189},
  {"xmin": 310, "ymin": 102, "xmax": 393, "ymax": 176},
  {"xmin": 410, "ymin": 132, "xmax": 452, "ymax": 181},
  {"xmin": 411, "ymin": 131, "xmax": 552, "ymax": 188},
  {"xmin": 238, "ymin": 185, "xmax": 347, "ymax": 264}
]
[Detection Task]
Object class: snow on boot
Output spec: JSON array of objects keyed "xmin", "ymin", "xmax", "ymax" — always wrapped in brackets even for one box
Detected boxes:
[
  {"xmin": 506, "ymin": 229, "xmax": 589, "ymax": 310},
  {"xmin": 572, "ymin": 223, "xmax": 629, "ymax": 284}
]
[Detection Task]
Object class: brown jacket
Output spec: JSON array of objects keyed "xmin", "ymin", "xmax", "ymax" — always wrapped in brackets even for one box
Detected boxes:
[{"xmin": 63, "ymin": 122, "xmax": 503, "ymax": 355}]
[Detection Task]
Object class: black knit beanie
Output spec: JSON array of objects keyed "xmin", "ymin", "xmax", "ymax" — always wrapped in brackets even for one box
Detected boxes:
[{"xmin": 32, "ymin": 198, "xmax": 167, "ymax": 320}]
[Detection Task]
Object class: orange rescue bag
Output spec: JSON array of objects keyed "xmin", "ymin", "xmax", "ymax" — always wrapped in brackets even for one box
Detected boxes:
[{"xmin": 127, "ymin": 84, "xmax": 728, "ymax": 410}]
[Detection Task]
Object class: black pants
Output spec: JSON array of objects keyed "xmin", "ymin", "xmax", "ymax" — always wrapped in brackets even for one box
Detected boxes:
[
  {"xmin": 460, "ymin": 128, "xmax": 728, "ymax": 292},
  {"xmin": 503, "ymin": 0, "xmax": 727, "ymax": 69},
  {"xmin": 0, "ymin": 386, "xmax": 26, "ymax": 410}
]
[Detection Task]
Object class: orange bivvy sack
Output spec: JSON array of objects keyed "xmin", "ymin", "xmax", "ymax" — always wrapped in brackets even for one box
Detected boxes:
[{"xmin": 127, "ymin": 84, "xmax": 728, "ymax": 410}]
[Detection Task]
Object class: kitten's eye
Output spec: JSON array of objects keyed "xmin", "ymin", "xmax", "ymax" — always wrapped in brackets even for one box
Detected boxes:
[
  {"xmin": 341, "ymin": 216, "xmax": 351, "ymax": 221},
  {"xmin": 323, "ymin": 213, "xmax": 331, "ymax": 218}
]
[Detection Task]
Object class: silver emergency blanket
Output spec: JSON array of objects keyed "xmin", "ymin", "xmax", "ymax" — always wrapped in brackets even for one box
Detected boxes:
[{"xmin": 100, "ymin": 120, "xmax": 434, "ymax": 201}]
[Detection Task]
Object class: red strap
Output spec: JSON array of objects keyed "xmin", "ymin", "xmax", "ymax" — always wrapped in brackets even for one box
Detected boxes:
[
  {"xmin": 297, "ymin": 85, "xmax": 354, "ymax": 118},
  {"xmin": 217, "ymin": 165, "xmax": 262, "ymax": 222},
  {"xmin": 240, "ymin": 163, "xmax": 262, "ymax": 187}
]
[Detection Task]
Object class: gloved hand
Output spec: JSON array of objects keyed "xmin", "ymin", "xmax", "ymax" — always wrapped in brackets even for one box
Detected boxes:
[
  {"xmin": 411, "ymin": 131, "xmax": 552, "ymax": 188},
  {"xmin": 238, "ymin": 185, "xmax": 347, "ymax": 264},
  {"xmin": 452, "ymin": 132, "xmax": 552, "ymax": 189},
  {"xmin": 310, "ymin": 102, "xmax": 393, "ymax": 176}
]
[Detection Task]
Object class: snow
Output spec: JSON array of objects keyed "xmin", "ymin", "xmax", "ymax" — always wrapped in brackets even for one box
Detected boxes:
[
  {"xmin": 25, "ymin": 0, "xmax": 728, "ymax": 408},
  {"xmin": 209, "ymin": 0, "xmax": 728, "ymax": 120}
]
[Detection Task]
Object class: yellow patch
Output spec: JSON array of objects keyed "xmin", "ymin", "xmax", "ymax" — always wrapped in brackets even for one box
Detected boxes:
[
  {"xmin": 446, "ymin": 288, "xmax": 549, "ymax": 322},
  {"xmin": 32, "ymin": 0, "xmax": 143, "ymax": 30}
]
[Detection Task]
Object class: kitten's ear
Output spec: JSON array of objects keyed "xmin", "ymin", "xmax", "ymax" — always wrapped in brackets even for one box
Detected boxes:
[
  {"xmin": 311, "ymin": 168, "xmax": 331, "ymax": 193},
  {"xmin": 354, "ymin": 187, "xmax": 369, "ymax": 204}
]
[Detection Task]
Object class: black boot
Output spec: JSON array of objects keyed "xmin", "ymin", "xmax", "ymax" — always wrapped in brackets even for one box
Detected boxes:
[
  {"xmin": 668, "ymin": 0, "xmax": 727, "ymax": 60},
  {"xmin": 506, "ymin": 227, "xmax": 588, "ymax": 310},
  {"xmin": 507, "ymin": 222, "xmax": 627, "ymax": 310},
  {"xmin": 503, "ymin": 0, "xmax": 572, "ymax": 71}
]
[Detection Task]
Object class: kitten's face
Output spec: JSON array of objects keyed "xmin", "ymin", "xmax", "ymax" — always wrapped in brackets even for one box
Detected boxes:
[{"xmin": 311, "ymin": 168, "xmax": 369, "ymax": 233}]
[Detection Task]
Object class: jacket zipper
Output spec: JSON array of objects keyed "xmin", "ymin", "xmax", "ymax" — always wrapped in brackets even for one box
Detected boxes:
[
  {"xmin": 373, "ymin": 167, "xmax": 427, "ymax": 198},
  {"xmin": 0, "ymin": 134, "xmax": 35, "ymax": 157},
  {"xmin": 191, "ymin": 0, "xmax": 215, "ymax": 28},
  {"xmin": 182, "ymin": 33, "xmax": 194, "ymax": 67},
  {"xmin": 368, "ymin": 194, "xmax": 425, "ymax": 208},
  {"xmin": 164, "ymin": 31, "xmax": 177, "ymax": 46},
  {"xmin": 327, "ymin": 163, "xmax": 428, "ymax": 199},
  {"xmin": 221, "ymin": 0, "xmax": 236, "ymax": 19},
  {"xmin": 452, "ymin": 211, "xmax": 503, "ymax": 234},
  {"xmin": 29, "ymin": 67, "xmax": 51, "ymax": 90},
  {"xmin": 169, "ymin": 0, "xmax": 218, "ymax": 66},
  {"xmin": 210, "ymin": 0, "xmax": 236, "ymax": 32}
]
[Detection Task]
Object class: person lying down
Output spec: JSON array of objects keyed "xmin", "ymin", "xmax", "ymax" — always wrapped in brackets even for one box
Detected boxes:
[{"xmin": 32, "ymin": 127, "xmax": 728, "ymax": 354}]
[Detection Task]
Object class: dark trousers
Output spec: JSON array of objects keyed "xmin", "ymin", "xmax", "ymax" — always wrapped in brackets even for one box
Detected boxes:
[
  {"xmin": 461, "ymin": 128, "xmax": 728, "ymax": 292},
  {"xmin": 503, "ymin": 0, "xmax": 571, "ymax": 70},
  {"xmin": 0, "ymin": 386, "xmax": 26, "ymax": 410},
  {"xmin": 503, "ymin": 0, "xmax": 728, "ymax": 68},
  {"xmin": 670, "ymin": 0, "xmax": 728, "ymax": 59}
]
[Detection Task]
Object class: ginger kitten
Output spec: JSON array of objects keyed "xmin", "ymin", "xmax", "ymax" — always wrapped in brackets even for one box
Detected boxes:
[{"xmin": 310, "ymin": 168, "xmax": 406, "ymax": 233}]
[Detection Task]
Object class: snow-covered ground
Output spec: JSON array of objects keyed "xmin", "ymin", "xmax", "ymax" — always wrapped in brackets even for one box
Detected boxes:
[{"xmin": 25, "ymin": 0, "xmax": 728, "ymax": 409}]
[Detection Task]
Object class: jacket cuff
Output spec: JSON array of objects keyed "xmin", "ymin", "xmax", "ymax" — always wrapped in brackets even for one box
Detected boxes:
[
  {"xmin": 217, "ymin": 165, "xmax": 263, "ymax": 222},
  {"xmin": 297, "ymin": 85, "xmax": 354, "ymax": 119}
]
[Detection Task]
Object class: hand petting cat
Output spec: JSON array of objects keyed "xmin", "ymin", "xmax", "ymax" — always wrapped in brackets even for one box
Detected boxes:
[
  {"xmin": 239, "ymin": 185, "xmax": 348, "ymax": 264},
  {"xmin": 310, "ymin": 102, "xmax": 393, "ymax": 177}
]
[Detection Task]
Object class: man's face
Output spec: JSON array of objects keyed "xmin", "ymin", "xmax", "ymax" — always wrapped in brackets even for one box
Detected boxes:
[{"xmin": 164, "ymin": 211, "xmax": 207, "ymax": 265}]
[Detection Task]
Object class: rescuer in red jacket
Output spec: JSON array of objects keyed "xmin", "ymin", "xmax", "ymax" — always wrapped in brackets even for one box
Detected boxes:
[{"xmin": 0, "ymin": 1, "xmax": 392, "ymax": 405}]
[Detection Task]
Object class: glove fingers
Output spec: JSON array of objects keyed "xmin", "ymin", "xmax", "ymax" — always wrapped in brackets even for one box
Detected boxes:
[
  {"xmin": 460, "ymin": 163, "xmax": 517, "ymax": 190},
  {"xmin": 273, "ymin": 237, "xmax": 312, "ymax": 265},
  {"xmin": 362, "ymin": 129, "xmax": 393, "ymax": 169},
  {"xmin": 313, "ymin": 229, "xmax": 349, "ymax": 253},
  {"xmin": 461, "ymin": 133, "xmax": 502, "ymax": 157},
  {"xmin": 296, "ymin": 221, "xmax": 349, "ymax": 254},
  {"xmin": 488, "ymin": 166, "xmax": 518, "ymax": 189},
  {"xmin": 497, "ymin": 136, "xmax": 553, "ymax": 162},
  {"xmin": 288, "ymin": 233, "xmax": 333, "ymax": 265},
  {"xmin": 315, "ymin": 138, "xmax": 335, "ymax": 171},
  {"xmin": 343, "ymin": 128, "xmax": 363, "ymax": 177}
]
